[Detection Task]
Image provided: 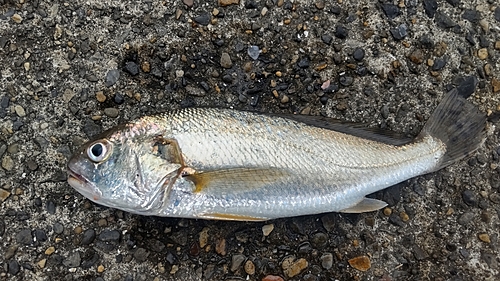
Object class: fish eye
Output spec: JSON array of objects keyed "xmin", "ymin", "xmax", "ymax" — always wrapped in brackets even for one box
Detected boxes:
[{"xmin": 87, "ymin": 139, "xmax": 112, "ymax": 163}]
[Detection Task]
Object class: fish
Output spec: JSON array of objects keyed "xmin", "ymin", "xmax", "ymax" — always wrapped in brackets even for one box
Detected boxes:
[{"xmin": 67, "ymin": 89, "xmax": 486, "ymax": 221}]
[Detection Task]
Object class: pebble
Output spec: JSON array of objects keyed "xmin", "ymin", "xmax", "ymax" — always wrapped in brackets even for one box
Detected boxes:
[
  {"xmin": 220, "ymin": 52, "xmax": 233, "ymax": 68},
  {"xmin": 194, "ymin": 13, "xmax": 210, "ymax": 26},
  {"xmin": 247, "ymin": 45, "xmax": 260, "ymax": 60},
  {"xmin": 390, "ymin": 24, "xmax": 407, "ymax": 40},
  {"xmin": 297, "ymin": 58, "xmax": 309, "ymax": 69},
  {"xmin": 435, "ymin": 11, "xmax": 456, "ymax": 28},
  {"xmin": 46, "ymin": 200, "xmax": 56, "ymax": 214},
  {"xmin": 37, "ymin": 259, "xmax": 46, "ymax": 269},
  {"xmin": 0, "ymin": 220, "xmax": 4, "ymax": 236},
  {"xmin": 5, "ymin": 245, "xmax": 17, "ymax": 259},
  {"xmin": 477, "ymin": 48, "xmax": 488, "ymax": 60},
  {"xmin": 431, "ymin": 58, "xmax": 446, "ymax": 71},
  {"xmin": 98, "ymin": 230, "xmax": 121, "ymax": 242},
  {"xmin": 34, "ymin": 229, "xmax": 48, "ymax": 242},
  {"xmin": 45, "ymin": 246, "xmax": 55, "ymax": 255},
  {"xmin": 105, "ymin": 69, "xmax": 120, "ymax": 87},
  {"xmin": 199, "ymin": 227, "xmax": 209, "ymax": 248},
  {"xmin": 1, "ymin": 155, "xmax": 14, "ymax": 171},
  {"xmin": 339, "ymin": 75, "xmax": 353, "ymax": 86},
  {"xmin": 215, "ymin": 238, "xmax": 226, "ymax": 255},
  {"xmin": 422, "ymin": 0, "xmax": 437, "ymax": 18},
  {"xmin": 320, "ymin": 253, "xmax": 333, "ymax": 269},
  {"xmin": 282, "ymin": 256, "xmax": 308, "ymax": 278},
  {"xmin": 335, "ymin": 26, "xmax": 348, "ymax": 39},
  {"xmin": 321, "ymin": 34, "xmax": 333, "ymax": 45},
  {"xmin": 413, "ymin": 245, "xmax": 429, "ymax": 260},
  {"xmin": 352, "ymin": 47, "xmax": 365, "ymax": 61},
  {"xmin": 104, "ymin": 108, "xmax": 119, "ymax": 118},
  {"xmin": 457, "ymin": 212, "xmax": 474, "ymax": 225},
  {"xmin": 262, "ymin": 276, "xmax": 284, "ymax": 281},
  {"xmin": 124, "ymin": 62, "xmax": 139, "ymax": 76},
  {"xmin": 492, "ymin": 78, "xmax": 500, "ymax": 93},
  {"xmin": 53, "ymin": 223, "xmax": 64, "ymax": 234},
  {"xmin": 8, "ymin": 260, "xmax": 20, "ymax": 275},
  {"xmin": 1, "ymin": 95, "xmax": 9, "ymax": 108},
  {"xmin": 478, "ymin": 233, "xmax": 490, "ymax": 243},
  {"xmin": 14, "ymin": 105, "xmax": 26, "ymax": 117},
  {"xmin": 262, "ymin": 224, "xmax": 274, "ymax": 236},
  {"xmin": 0, "ymin": 188, "xmax": 10, "ymax": 201},
  {"xmin": 96, "ymin": 91, "xmax": 106, "ymax": 102},
  {"xmin": 462, "ymin": 9, "xmax": 480, "ymax": 23},
  {"xmin": 11, "ymin": 14, "xmax": 22, "ymax": 23},
  {"xmin": 134, "ymin": 248, "xmax": 149, "ymax": 262},
  {"xmin": 311, "ymin": 232, "xmax": 328, "ymax": 248},
  {"xmin": 348, "ymin": 256, "xmax": 371, "ymax": 271},
  {"xmin": 230, "ymin": 254, "xmax": 246, "ymax": 272},
  {"xmin": 244, "ymin": 260, "xmax": 255, "ymax": 275},
  {"xmin": 381, "ymin": 4, "xmax": 400, "ymax": 19},
  {"xmin": 81, "ymin": 229, "xmax": 96, "ymax": 245},
  {"xmin": 63, "ymin": 251, "xmax": 81, "ymax": 267},
  {"xmin": 183, "ymin": 0, "xmax": 194, "ymax": 7},
  {"xmin": 97, "ymin": 265, "xmax": 105, "ymax": 273},
  {"xmin": 495, "ymin": 7, "xmax": 500, "ymax": 22},
  {"xmin": 16, "ymin": 229, "xmax": 32, "ymax": 245}
]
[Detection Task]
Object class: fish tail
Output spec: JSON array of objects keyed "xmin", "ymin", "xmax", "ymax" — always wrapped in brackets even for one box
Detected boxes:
[{"xmin": 420, "ymin": 89, "xmax": 486, "ymax": 171}]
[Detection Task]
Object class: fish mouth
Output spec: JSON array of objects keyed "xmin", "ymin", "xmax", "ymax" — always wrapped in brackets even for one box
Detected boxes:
[{"xmin": 67, "ymin": 167, "xmax": 102, "ymax": 201}]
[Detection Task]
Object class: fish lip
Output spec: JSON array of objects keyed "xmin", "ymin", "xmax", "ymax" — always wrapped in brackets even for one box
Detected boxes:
[{"xmin": 67, "ymin": 165, "xmax": 102, "ymax": 200}]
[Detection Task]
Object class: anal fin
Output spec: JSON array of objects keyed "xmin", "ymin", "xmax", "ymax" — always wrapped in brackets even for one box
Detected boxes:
[{"xmin": 340, "ymin": 198, "xmax": 387, "ymax": 213}]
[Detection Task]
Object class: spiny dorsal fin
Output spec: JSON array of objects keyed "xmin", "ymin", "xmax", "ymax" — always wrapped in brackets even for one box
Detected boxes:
[
  {"xmin": 184, "ymin": 167, "xmax": 290, "ymax": 193},
  {"xmin": 340, "ymin": 198, "xmax": 388, "ymax": 213}
]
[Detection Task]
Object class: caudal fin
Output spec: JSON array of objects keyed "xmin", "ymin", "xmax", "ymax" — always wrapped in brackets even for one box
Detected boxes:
[{"xmin": 420, "ymin": 89, "xmax": 486, "ymax": 170}]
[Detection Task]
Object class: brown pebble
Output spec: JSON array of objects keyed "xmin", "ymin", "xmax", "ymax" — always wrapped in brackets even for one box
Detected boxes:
[
  {"xmin": 216, "ymin": 238, "xmax": 226, "ymax": 256},
  {"xmin": 97, "ymin": 218, "xmax": 108, "ymax": 227},
  {"xmin": 96, "ymin": 91, "xmax": 106, "ymax": 102},
  {"xmin": 408, "ymin": 49, "xmax": 424, "ymax": 64},
  {"xmin": 478, "ymin": 233, "xmax": 490, "ymax": 243},
  {"xmin": 199, "ymin": 227, "xmax": 209, "ymax": 248},
  {"xmin": 141, "ymin": 62, "xmax": 150, "ymax": 73},
  {"xmin": 218, "ymin": 0, "xmax": 239, "ymax": 6},
  {"xmin": 348, "ymin": 255, "xmax": 371, "ymax": 271},
  {"xmin": 478, "ymin": 48, "xmax": 488, "ymax": 60},
  {"xmin": 280, "ymin": 95, "xmax": 289, "ymax": 103},
  {"xmin": 74, "ymin": 226, "xmax": 83, "ymax": 234},
  {"xmin": 37, "ymin": 259, "xmax": 47, "ymax": 269},
  {"xmin": 383, "ymin": 208, "xmax": 392, "ymax": 216},
  {"xmin": 275, "ymin": 71, "xmax": 282, "ymax": 77},
  {"xmin": 492, "ymin": 78, "xmax": 500, "ymax": 93},
  {"xmin": 97, "ymin": 264, "xmax": 105, "ymax": 272},
  {"xmin": 45, "ymin": 246, "xmax": 55, "ymax": 255},
  {"xmin": 244, "ymin": 260, "xmax": 255, "ymax": 275},
  {"xmin": 262, "ymin": 276, "xmax": 284, "ymax": 281},
  {"xmin": 0, "ymin": 188, "xmax": 11, "ymax": 202},
  {"xmin": 315, "ymin": 63, "xmax": 327, "ymax": 71},
  {"xmin": 400, "ymin": 212, "xmax": 410, "ymax": 222},
  {"xmin": 495, "ymin": 41, "xmax": 500, "ymax": 50},
  {"xmin": 484, "ymin": 64, "xmax": 492, "ymax": 76},
  {"xmin": 282, "ymin": 257, "xmax": 308, "ymax": 278}
]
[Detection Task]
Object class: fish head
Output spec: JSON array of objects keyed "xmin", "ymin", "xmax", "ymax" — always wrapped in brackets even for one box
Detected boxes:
[{"xmin": 67, "ymin": 125, "xmax": 182, "ymax": 215}]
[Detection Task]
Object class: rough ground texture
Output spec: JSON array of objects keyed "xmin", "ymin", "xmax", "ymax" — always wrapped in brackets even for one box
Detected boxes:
[{"xmin": 1, "ymin": 0, "xmax": 500, "ymax": 280}]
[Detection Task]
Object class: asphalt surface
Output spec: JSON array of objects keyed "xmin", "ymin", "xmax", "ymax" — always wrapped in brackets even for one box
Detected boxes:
[{"xmin": 1, "ymin": 0, "xmax": 500, "ymax": 280}]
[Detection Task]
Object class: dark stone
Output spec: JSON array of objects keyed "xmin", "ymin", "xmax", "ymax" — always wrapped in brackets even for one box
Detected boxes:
[
  {"xmin": 134, "ymin": 248, "xmax": 150, "ymax": 262},
  {"xmin": 481, "ymin": 251, "xmax": 498, "ymax": 269},
  {"xmin": 321, "ymin": 214, "xmax": 336, "ymax": 232},
  {"xmin": 457, "ymin": 212, "xmax": 474, "ymax": 225},
  {"xmin": 356, "ymin": 66, "xmax": 368, "ymax": 76},
  {"xmin": 381, "ymin": 3, "xmax": 400, "ymax": 19},
  {"xmin": 435, "ymin": 11, "xmax": 456, "ymax": 28},
  {"xmin": 462, "ymin": 9, "xmax": 480, "ymax": 23},
  {"xmin": 462, "ymin": 190, "xmax": 477, "ymax": 206},
  {"xmin": 83, "ymin": 120, "xmax": 102, "ymax": 138},
  {"xmin": 16, "ymin": 229, "xmax": 32, "ymax": 245},
  {"xmin": 390, "ymin": 24, "xmax": 408, "ymax": 40},
  {"xmin": 353, "ymin": 47, "xmax": 365, "ymax": 61},
  {"xmin": 98, "ymin": 230, "xmax": 121, "ymax": 242},
  {"xmin": 0, "ymin": 37, "xmax": 9, "ymax": 49},
  {"xmin": 82, "ymin": 229, "xmax": 96, "ymax": 245},
  {"xmin": 245, "ymin": 0, "xmax": 258, "ymax": 9},
  {"xmin": 124, "ymin": 61, "xmax": 139, "ymax": 76},
  {"xmin": 495, "ymin": 7, "xmax": 500, "ymax": 22},
  {"xmin": 321, "ymin": 34, "xmax": 333, "ymax": 45},
  {"xmin": 85, "ymin": 74, "xmax": 98, "ymax": 82},
  {"xmin": 1, "ymin": 95, "xmax": 9, "ymax": 108},
  {"xmin": 194, "ymin": 13, "xmax": 210, "ymax": 26},
  {"xmin": 298, "ymin": 242, "xmax": 312, "ymax": 254},
  {"xmin": 105, "ymin": 69, "xmax": 120, "ymax": 87},
  {"xmin": 423, "ymin": 0, "xmax": 438, "ymax": 18},
  {"xmin": 334, "ymin": 26, "xmax": 348, "ymax": 39},
  {"xmin": 311, "ymin": 232, "xmax": 328, "ymax": 248},
  {"xmin": 63, "ymin": 251, "xmax": 81, "ymax": 268},
  {"xmin": 113, "ymin": 93, "xmax": 125, "ymax": 104},
  {"xmin": 432, "ymin": 58, "xmax": 446, "ymax": 71},
  {"xmin": 46, "ymin": 200, "xmax": 56, "ymax": 214},
  {"xmin": 0, "ymin": 220, "xmax": 4, "ymax": 236},
  {"xmin": 466, "ymin": 32, "xmax": 475, "ymax": 45},
  {"xmin": 388, "ymin": 213, "xmax": 405, "ymax": 227},
  {"xmin": 8, "ymin": 260, "xmax": 20, "ymax": 275},
  {"xmin": 339, "ymin": 75, "xmax": 353, "ymax": 86},
  {"xmin": 455, "ymin": 76, "xmax": 478, "ymax": 98},
  {"xmin": 330, "ymin": 6, "xmax": 341, "ymax": 15},
  {"xmin": 479, "ymin": 34, "xmax": 489, "ymax": 48},
  {"xmin": 413, "ymin": 245, "xmax": 429, "ymax": 260},
  {"xmin": 445, "ymin": 0, "xmax": 460, "ymax": 7},
  {"xmin": 297, "ymin": 58, "xmax": 310, "ymax": 69},
  {"xmin": 222, "ymin": 74, "xmax": 233, "ymax": 83},
  {"xmin": 12, "ymin": 120, "xmax": 23, "ymax": 131},
  {"xmin": 53, "ymin": 223, "xmax": 64, "ymax": 234},
  {"xmin": 34, "ymin": 229, "xmax": 47, "ymax": 243}
]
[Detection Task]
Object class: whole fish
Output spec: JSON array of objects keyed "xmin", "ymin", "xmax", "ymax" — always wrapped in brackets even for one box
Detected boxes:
[{"xmin": 67, "ymin": 90, "xmax": 485, "ymax": 221}]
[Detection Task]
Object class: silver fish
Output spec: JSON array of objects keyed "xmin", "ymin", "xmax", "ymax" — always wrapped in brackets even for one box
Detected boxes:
[{"xmin": 67, "ymin": 90, "xmax": 486, "ymax": 221}]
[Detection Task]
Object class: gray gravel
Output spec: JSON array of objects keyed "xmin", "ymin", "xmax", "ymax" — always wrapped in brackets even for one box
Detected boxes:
[{"xmin": 1, "ymin": 0, "xmax": 500, "ymax": 280}]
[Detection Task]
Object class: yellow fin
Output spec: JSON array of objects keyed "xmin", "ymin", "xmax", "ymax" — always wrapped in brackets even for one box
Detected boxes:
[
  {"xmin": 184, "ymin": 167, "xmax": 289, "ymax": 193},
  {"xmin": 198, "ymin": 213, "xmax": 269, "ymax": 221},
  {"xmin": 340, "ymin": 198, "xmax": 388, "ymax": 213}
]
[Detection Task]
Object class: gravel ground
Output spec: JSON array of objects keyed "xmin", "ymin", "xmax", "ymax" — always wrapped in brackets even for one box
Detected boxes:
[{"xmin": 1, "ymin": 0, "xmax": 500, "ymax": 280}]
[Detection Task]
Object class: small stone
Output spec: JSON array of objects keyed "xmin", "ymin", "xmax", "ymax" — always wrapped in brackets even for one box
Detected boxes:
[
  {"xmin": 297, "ymin": 57, "xmax": 310, "ymax": 69},
  {"xmin": 16, "ymin": 229, "xmax": 32, "ymax": 245},
  {"xmin": 194, "ymin": 13, "xmax": 210, "ymax": 26},
  {"xmin": 134, "ymin": 248, "xmax": 149, "ymax": 262},
  {"xmin": 244, "ymin": 260, "xmax": 255, "ymax": 275},
  {"xmin": 422, "ymin": 0, "xmax": 437, "ymax": 18},
  {"xmin": 14, "ymin": 105, "xmax": 26, "ymax": 117},
  {"xmin": 495, "ymin": 7, "xmax": 500, "ymax": 22},
  {"xmin": 432, "ymin": 58, "xmax": 446, "ymax": 71},
  {"xmin": 124, "ymin": 61, "xmax": 139, "ymax": 76},
  {"xmin": 183, "ymin": 0, "xmax": 194, "ymax": 7},
  {"xmin": 215, "ymin": 238, "xmax": 226, "ymax": 256},
  {"xmin": 311, "ymin": 232, "xmax": 328, "ymax": 248},
  {"xmin": 353, "ymin": 47, "xmax": 365, "ymax": 61},
  {"xmin": 435, "ymin": 11, "xmax": 456, "ymax": 28},
  {"xmin": 335, "ymin": 26, "xmax": 348, "ymax": 39},
  {"xmin": 495, "ymin": 41, "xmax": 500, "ymax": 50},
  {"xmin": 141, "ymin": 62, "xmax": 150, "ymax": 73},
  {"xmin": 8, "ymin": 260, "xmax": 20, "ymax": 275},
  {"xmin": 282, "ymin": 256, "xmax": 308, "ymax": 278},
  {"xmin": 390, "ymin": 24, "xmax": 407, "ymax": 40},
  {"xmin": 199, "ymin": 227, "xmax": 209, "ymax": 248},
  {"xmin": 457, "ymin": 212, "xmax": 474, "ymax": 225},
  {"xmin": 400, "ymin": 212, "xmax": 410, "ymax": 222},
  {"xmin": 280, "ymin": 95, "xmax": 289, "ymax": 103},
  {"xmin": 104, "ymin": 108, "xmax": 119, "ymax": 118},
  {"xmin": 81, "ymin": 229, "xmax": 96, "ymax": 245},
  {"xmin": 23, "ymin": 62, "xmax": 30, "ymax": 71},
  {"xmin": 97, "ymin": 264, "xmax": 105, "ymax": 273},
  {"xmin": 218, "ymin": 0, "xmax": 239, "ymax": 6},
  {"xmin": 321, "ymin": 34, "xmax": 333, "ymax": 45},
  {"xmin": 320, "ymin": 253, "xmax": 333, "ymax": 269},
  {"xmin": 248, "ymin": 45, "xmax": 260, "ymax": 60},
  {"xmin": 63, "ymin": 251, "xmax": 81, "ymax": 268},
  {"xmin": 321, "ymin": 214, "xmax": 335, "ymax": 232},
  {"xmin": 478, "ymin": 233, "xmax": 491, "ymax": 243},
  {"xmin": 348, "ymin": 256, "xmax": 371, "ymax": 271},
  {"xmin": 462, "ymin": 189, "xmax": 477, "ymax": 206},
  {"xmin": 478, "ymin": 48, "xmax": 488, "ymax": 60},
  {"xmin": 413, "ymin": 245, "xmax": 429, "ymax": 260},
  {"xmin": 491, "ymin": 78, "xmax": 500, "ymax": 93},
  {"xmin": 231, "ymin": 254, "xmax": 246, "ymax": 272},
  {"xmin": 262, "ymin": 224, "xmax": 274, "ymax": 236},
  {"xmin": 262, "ymin": 276, "xmax": 284, "ymax": 281},
  {"xmin": 98, "ymin": 230, "xmax": 121, "ymax": 242},
  {"xmin": 339, "ymin": 75, "xmax": 353, "ymax": 86},
  {"xmin": 0, "ymin": 188, "xmax": 10, "ymax": 201},
  {"xmin": 5, "ymin": 246, "xmax": 17, "ymax": 259},
  {"xmin": 105, "ymin": 69, "xmax": 120, "ymax": 87},
  {"xmin": 37, "ymin": 259, "xmax": 47, "ymax": 269},
  {"xmin": 45, "ymin": 246, "xmax": 55, "ymax": 255},
  {"xmin": 12, "ymin": 14, "xmax": 22, "ymax": 23},
  {"xmin": 220, "ymin": 52, "xmax": 233, "ymax": 68},
  {"xmin": 53, "ymin": 223, "xmax": 64, "ymax": 234},
  {"xmin": 381, "ymin": 3, "xmax": 400, "ymax": 19},
  {"xmin": 34, "ymin": 229, "xmax": 48, "ymax": 242},
  {"xmin": 96, "ymin": 91, "xmax": 106, "ymax": 102}
]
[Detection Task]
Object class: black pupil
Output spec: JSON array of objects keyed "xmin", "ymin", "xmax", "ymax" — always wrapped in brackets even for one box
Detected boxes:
[{"xmin": 91, "ymin": 144, "xmax": 103, "ymax": 157}]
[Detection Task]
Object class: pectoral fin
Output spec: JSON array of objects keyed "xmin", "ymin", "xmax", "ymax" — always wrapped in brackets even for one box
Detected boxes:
[
  {"xmin": 340, "ymin": 198, "xmax": 388, "ymax": 213},
  {"xmin": 184, "ymin": 167, "xmax": 289, "ymax": 193},
  {"xmin": 197, "ymin": 213, "xmax": 269, "ymax": 221}
]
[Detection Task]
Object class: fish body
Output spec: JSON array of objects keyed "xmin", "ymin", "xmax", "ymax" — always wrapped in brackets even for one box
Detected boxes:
[{"xmin": 67, "ymin": 90, "xmax": 486, "ymax": 220}]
